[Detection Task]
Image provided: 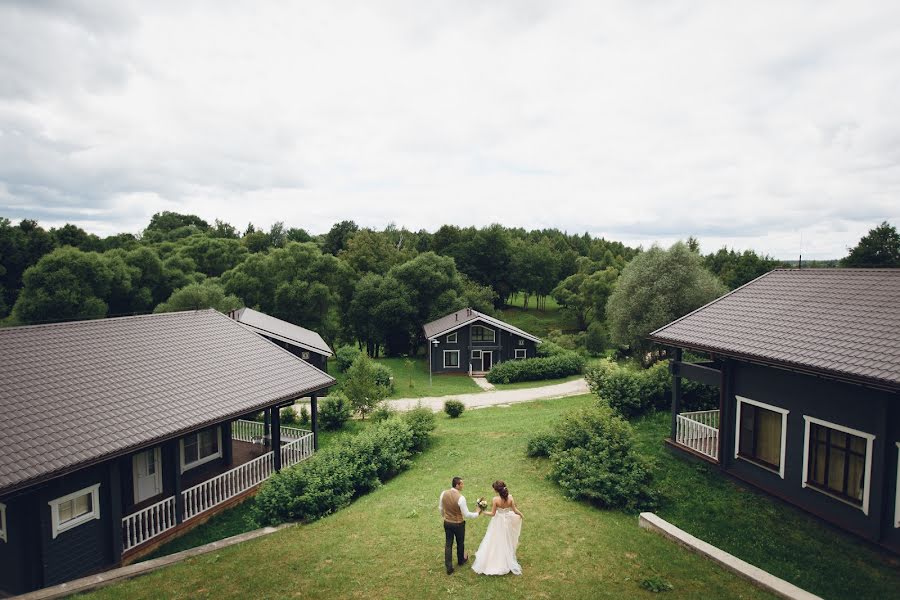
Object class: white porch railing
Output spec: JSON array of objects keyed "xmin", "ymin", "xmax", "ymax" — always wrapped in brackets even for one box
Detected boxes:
[
  {"xmin": 675, "ymin": 410, "xmax": 720, "ymax": 461},
  {"xmin": 122, "ymin": 496, "xmax": 177, "ymax": 552},
  {"xmin": 232, "ymin": 418, "xmax": 312, "ymax": 443},
  {"xmin": 281, "ymin": 433, "xmax": 315, "ymax": 468},
  {"xmin": 182, "ymin": 450, "xmax": 275, "ymax": 521}
]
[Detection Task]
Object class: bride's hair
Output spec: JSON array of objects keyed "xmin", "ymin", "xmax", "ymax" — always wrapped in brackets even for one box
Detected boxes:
[{"xmin": 492, "ymin": 480, "xmax": 509, "ymax": 500}]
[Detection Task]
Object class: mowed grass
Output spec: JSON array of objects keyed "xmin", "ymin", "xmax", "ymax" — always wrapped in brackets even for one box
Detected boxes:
[
  {"xmin": 327, "ymin": 357, "xmax": 482, "ymax": 399},
  {"xmin": 499, "ymin": 304, "xmax": 578, "ymax": 340},
  {"xmin": 492, "ymin": 374, "xmax": 585, "ymax": 391},
  {"xmin": 84, "ymin": 395, "xmax": 772, "ymax": 600}
]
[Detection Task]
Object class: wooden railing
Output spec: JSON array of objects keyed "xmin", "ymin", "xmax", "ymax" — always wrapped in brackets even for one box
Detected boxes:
[
  {"xmin": 182, "ymin": 451, "xmax": 275, "ymax": 521},
  {"xmin": 281, "ymin": 433, "xmax": 314, "ymax": 468},
  {"xmin": 232, "ymin": 419, "xmax": 311, "ymax": 443},
  {"xmin": 122, "ymin": 496, "xmax": 177, "ymax": 552},
  {"xmin": 676, "ymin": 410, "xmax": 720, "ymax": 461}
]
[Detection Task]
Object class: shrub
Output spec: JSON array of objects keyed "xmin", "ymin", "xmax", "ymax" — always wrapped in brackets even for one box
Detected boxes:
[
  {"xmin": 370, "ymin": 403, "xmax": 396, "ymax": 423},
  {"xmin": 371, "ymin": 361, "xmax": 395, "ymax": 393},
  {"xmin": 526, "ymin": 431, "xmax": 558, "ymax": 458},
  {"xmin": 298, "ymin": 405, "xmax": 310, "ymax": 427},
  {"xmin": 334, "ymin": 345, "xmax": 362, "ymax": 372},
  {"xmin": 344, "ymin": 353, "xmax": 391, "ymax": 419},
  {"xmin": 485, "ymin": 352, "xmax": 585, "ymax": 384},
  {"xmin": 536, "ymin": 340, "xmax": 568, "ymax": 357},
  {"xmin": 280, "ymin": 406, "xmax": 298, "ymax": 426},
  {"xmin": 318, "ymin": 394, "xmax": 352, "ymax": 430},
  {"xmin": 403, "ymin": 404, "xmax": 436, "ymax": 451},
  {"xmin": 548, "ymin": 404, "xmax": 656, "ymax": 511},
  {"xmin": 585, "ymin": 321, "xmax": 610, "ymax": 355},
  {"xmin": 640, "ymin": 576, "xmax": 674, "ymax": 593},
  {"xmin": 444, "ymin": 399, "xmax": 465, "ymax": 418}
]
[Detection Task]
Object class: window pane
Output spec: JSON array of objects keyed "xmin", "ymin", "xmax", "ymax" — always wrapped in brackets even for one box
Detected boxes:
[
  {"xmin": 739, "ymin": 405, "xmax": 755, "ymax": 456},
  {"xmin": 74, "ymin": 493, "xmax": 90, "ymax": 517},
  {"xmin": 59, "ymin": 499, "xmax": 73, "ymax": 523},
  {"xmin": 184, "ymin": 435, "xmax": 199, "ymax": 463},
  {"xmin": 812, "ymin": 442, "xmax": 826, "ymax": 483},
  {"xmin": 847, "ymin": 453, "xmax": 865, "ymax": 501},
  {"xmin": 827, "ymin": 447, "xmax": 846, "ymax": 494},
  {"xmin": 849, "ymin": 436, "xmax": 866, "ymax": 455},
  {"xmin": 756, "ymin": 409, "xmax": 782, "ymax": 467},
  {"xmin": 831, "ymin": 430, "xmax": 847, "ymax": 448},
  {"xmin": 199, "ymin": 430, "xmax": 216, "ymax": 457}
]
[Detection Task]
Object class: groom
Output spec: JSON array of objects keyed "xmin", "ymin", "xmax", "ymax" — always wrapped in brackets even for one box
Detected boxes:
[{"xmin": 438, "ymin": 476, "xmax": 482, "ymax": 575}]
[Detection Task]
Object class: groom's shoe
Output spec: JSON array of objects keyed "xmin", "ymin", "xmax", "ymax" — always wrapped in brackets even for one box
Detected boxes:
[
  {"xmin": 458, "ymin": 552, "xmax": 469, "ymax": 566},
  {"xmin": 446, "ymin": 567, "xmax": 454, "ymax": 575}
]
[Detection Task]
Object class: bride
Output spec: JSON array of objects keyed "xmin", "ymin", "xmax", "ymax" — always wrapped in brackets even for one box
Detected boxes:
[{"xmin": 472, "ymin": 480, "xmax": 524, "ymax": 576}]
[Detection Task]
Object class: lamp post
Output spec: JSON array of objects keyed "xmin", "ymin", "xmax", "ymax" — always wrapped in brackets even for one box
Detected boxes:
[{"xmin": 430, "ymin": 339, "xmax": 439, "ymax": 386}]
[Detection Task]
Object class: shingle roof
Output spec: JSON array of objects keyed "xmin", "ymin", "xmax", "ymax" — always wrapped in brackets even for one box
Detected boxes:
[
  {"xmin": 648, "ymin": 269, "xmax": 900, "ymax": 391},
  {"xmin": 229, "ymin": 307, "xmax": 333, "ymax": 357},
  {"xmin": 423, "ymin": 308, "xmax": 542, "ymax": 343},
  {"xmin": 0, "ymin": 309, "xmax": 335, "ymax": 496}
]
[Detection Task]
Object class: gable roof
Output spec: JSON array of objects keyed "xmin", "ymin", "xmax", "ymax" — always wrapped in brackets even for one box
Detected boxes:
[
  {"xmin": 423, "ymin": 308, "xmax": 542, "ymax": 343},
  {"xmin": 229, "ymin": 307, "xmax": 333, "ymax": 357},
  {"xmin": 0, "ymin": 309, "xmax": 335, "ymax": 496},
  {"xmin": 648, "ymin": 269, "xmax": 900, "ymax": 391}
]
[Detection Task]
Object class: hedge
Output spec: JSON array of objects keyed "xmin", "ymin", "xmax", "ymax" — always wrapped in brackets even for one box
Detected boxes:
[
  {"xmin": 485, "ymin": 352, "xmax": 586, "ymax": 384},
  {"xmin": 252, "ymin": 407, "xmax": 436, "ymax": 526}
]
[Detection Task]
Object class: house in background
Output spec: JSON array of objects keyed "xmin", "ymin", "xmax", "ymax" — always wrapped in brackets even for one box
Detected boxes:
[
  {"xmin": 424, "ymin": 308, "xmax": 541, "ymax": 375},
  {"xmin": 648, "ymin": 268, "xmax": 900, "ymax": 553},
  {"xmin": 0, "ymin": 310, "xmax": 334, "ymax": 596},
  {"xmin": 228, "ymin": 307, "xmax": 333, "ymax": 372}
]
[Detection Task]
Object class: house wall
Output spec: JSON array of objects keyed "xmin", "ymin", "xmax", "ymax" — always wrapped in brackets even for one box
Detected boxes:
[
  {"xmin": 428, "ymin": 320, "xmax": 538, "ymax": 374},
  {"xmin": 264, "ymin": 335, "xmax": 328, "ymax": 372},
  {"xmin": 724, "ymin": 360, "xmax": 899, "ymax": 549},
  {"xmin": 0, "ymin": 489, "xmax": 42, "ymax": 595}
]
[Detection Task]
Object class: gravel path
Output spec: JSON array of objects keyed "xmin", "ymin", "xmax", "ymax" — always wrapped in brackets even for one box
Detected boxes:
[{"xmin": 384, "ymin": 377, "xmax": 589, "ymax": 412}]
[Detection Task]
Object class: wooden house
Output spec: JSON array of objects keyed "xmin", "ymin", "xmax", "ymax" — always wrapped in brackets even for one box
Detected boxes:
[{"xmin": 228, "ymin": 307, "xmax": 333, "ymax": 371}]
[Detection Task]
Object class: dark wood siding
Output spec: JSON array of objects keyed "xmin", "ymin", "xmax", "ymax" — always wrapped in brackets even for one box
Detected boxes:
[
  {"xmin": 428, "ymin": 320, "xmax": 538, "ymax": 374},
  {"xmin": 0, "ymin": 490, "xmax": 42, "ymax": 595}
]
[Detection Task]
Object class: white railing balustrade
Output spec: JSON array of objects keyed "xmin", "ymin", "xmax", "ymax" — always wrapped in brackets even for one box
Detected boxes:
[
  {"xmin": 122, "ymin": 496, "xmax": 177, "ymax": 552},
  {"xmin": 232, "ymin": 419, "xmax": 312, "ymax": 444},
  {"xmin": 676, "ymin": 410, "xmax": 720, "ymax": 461},
  {"xmin": 182, "ymin": 451, "xmax": 274, "ymax": 521},
  {"xmin": 281, "ymin": 432, "xmax": 314, "ymax": 468}
]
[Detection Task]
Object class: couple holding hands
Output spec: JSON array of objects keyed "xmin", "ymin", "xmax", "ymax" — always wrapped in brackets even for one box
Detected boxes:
[{"xmin": 438, "ymin": 476, "xmax": 524, "ymax": 576}]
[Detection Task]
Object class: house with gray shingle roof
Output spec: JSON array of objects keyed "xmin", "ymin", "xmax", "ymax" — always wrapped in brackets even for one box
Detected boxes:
[
  {"xmin": 648, "ymin": 268, "xmax": 900, "ymax": 553},
  {"xmin": 0, "ymin": 310, "xmax": 333, "ymax": 595},
  {"xmin": 228, "ymin": 307, "xmax": 333, "ymax": 371},
  {"xmin": 423, "ymin": 308, "xmax": 541, "ymax": 376}
]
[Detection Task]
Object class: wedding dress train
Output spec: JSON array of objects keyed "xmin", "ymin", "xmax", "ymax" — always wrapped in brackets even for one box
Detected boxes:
[{"xmin": 472, "ymin": 508, "xmax": 522, "ymax": 575}]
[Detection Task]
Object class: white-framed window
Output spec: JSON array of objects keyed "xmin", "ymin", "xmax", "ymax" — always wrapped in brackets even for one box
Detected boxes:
[
  {"xmin": 734, "ymin": 396, "xmax": 789, "ymax": 478},
  {"xmin": 471, "ymin": 325, "xmax": 495, "ymax": 342},
  {"xmin": 471, "ymin": 350, "xmax": 482, "ymax": 359},
  {"xmin": 895, "ymin": 443, "xmax": 900, "ymax": 528},
  {"xmin": 0, "ymin": 502, "xmax": 6, "ymax": 542},
  {"xmin": 515, "ymin": 349, "xmax": 527, "ymax": 359},
  {"xmin": 49, "ymin": 484, "xmax": 101, "ymax": 539},
  {"xmin": 447, "ymin": 332, "xmax": 458, "ymax": 343},
  {"xmin": 443, "ymin": 350, "xmax": 460, "ymax": 369},
  {"xmin": 300, "ymin": 351, "xmax": 310, "ymax": 360},
  {"xmin": 802, "ymin": 416, "xmax": 875, "ymax": 515},
  {"xmin": 180, "ymin": 427, "xmax": 222, "ymax": 473}
]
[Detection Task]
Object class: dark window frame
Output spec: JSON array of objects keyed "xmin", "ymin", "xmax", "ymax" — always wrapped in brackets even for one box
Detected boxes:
[
  {"xmin": 737, "ymin": 402, "xmax": 783, "ymax": 472},
  {"xmin": 807, "ymin": 423, "xmax": 867, "ymax": 506}
]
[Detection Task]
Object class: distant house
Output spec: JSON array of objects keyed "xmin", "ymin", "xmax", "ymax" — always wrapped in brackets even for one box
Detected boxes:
[
  {"xmin": 648, "ymin": 268, "xmax": 900, "ymax": 553},
  {"xmin": 0, "ymin": 310, "xmax": 334, "ymax": 595},
  {"xmin": 423, "ymin": 308, "xmax": 541, "ymax": 375},
  {"xmin": 228, "ymin": 307, "xmax": 333, "ymax": 371}
]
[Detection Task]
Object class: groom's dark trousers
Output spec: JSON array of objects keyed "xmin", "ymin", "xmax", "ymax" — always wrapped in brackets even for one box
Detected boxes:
[{"xmin": 444, "ymin": 521, "xmax": 465, "ymax": 572}]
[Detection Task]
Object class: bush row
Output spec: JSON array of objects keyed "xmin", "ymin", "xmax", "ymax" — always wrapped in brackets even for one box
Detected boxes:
[
  {"xmin": 486, "ymin": 352, "xmax": 586, "ymax": 384},
  {"xmin": 252, "ymin": 407, "xmax": 436, "ymax": 526}
]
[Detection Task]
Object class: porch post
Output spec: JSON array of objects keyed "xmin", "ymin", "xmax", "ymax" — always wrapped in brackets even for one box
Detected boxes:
[
  {"xmin": 109, "ymin": 458, "xmax": 123, "ymax": 563},
  {"xmin": 263, "ymin": 408, "xmax": 271, "ymax": 448},
  {"xmin": 272, "ymin": 406, "xmax": 282, "ymax": 472},
  {"xmin": 311, "ymin": 394, "xmax": 319, "ymax": 451},
  {"xmin": 171, "ymin": 442, "xmax": 184, "ymax": 524},
  {"xmin": 670, "ymin": 347, "xmax": 682, "ymax": 440},
  {"xmin": 718, "ymin": 360, "xmax": 732, "ymax": 470},
  {"xmin": 222, "ymin": 421, "xmax": 233, "ymax": 466}
]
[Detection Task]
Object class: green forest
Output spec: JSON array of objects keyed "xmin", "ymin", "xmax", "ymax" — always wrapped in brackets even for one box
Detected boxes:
[{"xmin": 1, "ymin": 214, "xmax": 897, "ymax": 359}]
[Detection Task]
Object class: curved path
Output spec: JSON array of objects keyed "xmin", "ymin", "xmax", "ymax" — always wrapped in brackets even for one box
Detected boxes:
[{"xmin": 384, "ymin": 377, "xmax": 589, "ymax": 412}]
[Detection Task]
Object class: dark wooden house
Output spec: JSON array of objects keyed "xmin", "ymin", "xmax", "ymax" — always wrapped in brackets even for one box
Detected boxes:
[
  {"xmin": 0, "ymin": 310, "xmax": 334, "ymax": 595},
  {"xmin": 228, "ymin": 307, "xmax": 333, "ymax": 372},
  {"xmin": 648, "ymin": 268, "xmax": 900, "ymax": 553},
  {"xmin": 423, "ymin": 308, "xmax": 541, "ymax": 375}
]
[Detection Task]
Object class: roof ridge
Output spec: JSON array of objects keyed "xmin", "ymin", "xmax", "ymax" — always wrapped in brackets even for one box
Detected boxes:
[{"xmin": 0, "ymin": 309, "xmax": 216, "ymax": 333}]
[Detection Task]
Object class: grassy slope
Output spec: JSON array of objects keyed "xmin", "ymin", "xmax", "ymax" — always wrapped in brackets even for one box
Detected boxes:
[
  {"xmin": 87, "ymin": 396, "xmax": 770, "ymax": 600},
  {"xmin": 327, "ymin": 357, "xmax": 482, "ymax": 399}
]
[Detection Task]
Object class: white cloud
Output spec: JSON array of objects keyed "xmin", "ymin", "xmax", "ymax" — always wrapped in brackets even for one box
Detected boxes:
[{"xmin": 1, "ymin": 0, "xmax": 898, "ymax": 258}]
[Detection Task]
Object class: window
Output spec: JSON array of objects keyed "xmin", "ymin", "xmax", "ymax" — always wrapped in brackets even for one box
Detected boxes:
[
  {"xmin": 443, "ymin": 350, "xmax": 460, "ymax": 369},
  {"xmin": 447, "ymin": 332, "xmax": 458, "ymax": 343},
  {"xmin": 180, "ymin": 427, "xmax": 222, "ymax": 472},
  {"xmin": 0, "ymin": 502, "xmax": 6, "ymax": 542},
  {"xmin": 300, "ymin": 351, "xmax": 310, "ymax": 360},
  {"xmin": 471, "ymin": 350, "xmax": 482, "ymax": 359},
  {"xmin": 49, "ymin": 484, "xmax": 101, "ymax": 539},
  {"xmin": 734, "ymin": 396, "xmax": 788, "ymax": 478},
  {"xmin": 515, "ymin": 349, "xmax": 527, "ymax": 359},
  {"xmin": 518, "ymin": 339, "xmax": 525, "ymax": 346},
  {"xmin": 471, "ymin": 325, "xmax": 495, "ymax": 342},
  {"xmin": 802, "ymin": 416, "xmax": 874, "ymax": 514}
]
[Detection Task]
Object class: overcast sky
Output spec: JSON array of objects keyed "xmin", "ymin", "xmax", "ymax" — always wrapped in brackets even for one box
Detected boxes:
[{"xmin": 1, "ymin": 1, "xmax": 898, "ymax": 259}]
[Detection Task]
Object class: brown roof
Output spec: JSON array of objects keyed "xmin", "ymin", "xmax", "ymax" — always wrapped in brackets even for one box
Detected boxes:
[
  {"xmin": 229, "ymin": 307, "xmax": 333, "ymax": 356},
  {"xmin": 423, "ymin": 308, "xmax": 541, "ymax": 343},
  {"xmin": 648, "ymin": 269, "xmax": 900, "ymax": 391},
  {"xmin": 0, "ymin": 310, "xmax": 334, "ymax": 496}
]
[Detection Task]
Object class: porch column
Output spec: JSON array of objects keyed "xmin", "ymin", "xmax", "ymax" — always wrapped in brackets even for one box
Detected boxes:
[
  {"xmin": 311, "ymin": 394, "xmax": 319, "ymax": 450},
  {"xmin": 263, "ymin": 409, "xmax": 271, "ymax": 448},
  {"xmin": 271, "ymin": 406, "xmax": 282, "ymax": 472},
  {"xmin": 670, "ymin": 348, "xmax": 683, "ymax": 440},
  {"xmin": 109, "ymin": 458, "xmax": 123, "ymax": 563},
  {"xmin": 171, "ymin": 442, "xmax": 184, "ymax": 524},
  {"xmin": 718, "ymin": 360, "xmax": 732, "ymax": 470},
  {"xmin": 222, "ymin": 421, "xmax": 233, "ymax": 466}
]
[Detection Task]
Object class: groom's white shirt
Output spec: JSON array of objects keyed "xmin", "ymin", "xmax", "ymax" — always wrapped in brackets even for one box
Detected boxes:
[{"xmin": 438, "ymin": 490, "xmax": 480, "ymax": 519}]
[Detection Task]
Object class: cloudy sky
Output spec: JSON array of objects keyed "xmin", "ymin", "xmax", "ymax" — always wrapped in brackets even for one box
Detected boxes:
[{"xmin": 1, "ymin": 1, "xmax": 898, "ymax": 259}]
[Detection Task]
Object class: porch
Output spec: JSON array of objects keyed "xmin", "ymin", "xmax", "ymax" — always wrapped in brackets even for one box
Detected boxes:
[
  {"xmin": 672, "ymin": 410, "xmax": 720, "ymax": 462},
  {"xmin": 121, "ymin": 420, "xmax": 314, "ymax": 555}
]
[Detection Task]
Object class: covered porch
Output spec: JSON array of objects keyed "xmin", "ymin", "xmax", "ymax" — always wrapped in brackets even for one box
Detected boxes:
[{"xmin": 666, "ymin": 349, "xmax": 723, "ymax": 464}]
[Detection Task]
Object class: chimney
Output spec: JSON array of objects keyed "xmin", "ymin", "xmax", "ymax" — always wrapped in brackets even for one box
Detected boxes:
[{"xmin": 455, "ymin": 313, "xmax": 458, "ymax": 321}]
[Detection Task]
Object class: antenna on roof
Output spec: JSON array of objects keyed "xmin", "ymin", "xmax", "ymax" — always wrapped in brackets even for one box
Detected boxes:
[{"xmin": 798, "ymin": 231, "xmax": 802, "ymax": 269}]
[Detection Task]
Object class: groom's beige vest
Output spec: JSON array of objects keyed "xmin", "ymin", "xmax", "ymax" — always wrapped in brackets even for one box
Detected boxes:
[{"xmin": 442, "ymin": 488, "xmax": 464, "ymax": 524}]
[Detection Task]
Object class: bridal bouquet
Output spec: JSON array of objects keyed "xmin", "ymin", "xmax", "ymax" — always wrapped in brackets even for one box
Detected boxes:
[{"xmin": 476, "ymin": 497, "xmax": 488, "ymax": 510}]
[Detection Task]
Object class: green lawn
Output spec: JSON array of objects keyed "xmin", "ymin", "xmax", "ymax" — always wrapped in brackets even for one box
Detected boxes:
[
  {"xmin": 499, "ymin": 305, "xmax": 579, "ymax": 339},
  {"xmin": 492, "ymin": 374, "xmax": 584, "ymax": 391},
  {"xmin": 87, "ymin": 396, "xmax": 771, "ymax": 600},
  {"xmin": 327, "ymin": 357, "xmax": 482, "ymax": 399}
]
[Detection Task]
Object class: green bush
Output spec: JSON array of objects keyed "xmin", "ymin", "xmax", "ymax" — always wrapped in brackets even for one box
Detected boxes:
[
  {"xmin": 280, "ymin": 406, "xmax": 298, "ymax": 426},
  {"xmin": 585, "ymin": 321, "xmax": 610, "ymax": 355},
  {"xmin": 252, "ymin": 415, "xmax": 433, "ymax": 526},
  {"xmin": 371, "ymin": 361, "xmax": 395, "ymax": 393},
  {"xmin": 548, "ymin": 404, "xmax": 656, "ymax": 511},
  {"xmin": 444, "ymin": 399, "xmax": 465, "ymax": 418},
  {"xmin": 334, "ymin": 345, "xmax": 362, "ymax": 372},
  {"xmin": 536, "ymin": 340, "xmax": 568, "ymax": 357},
  {"xmin": 526, "ymin": 431, "xmax": 558, "ymax": 457},
  {"xmin": 298, "ymin": 405, "xmax": 310, "ymax": 427},
  {"xmin": 485, "ymin": 352, "xmax": 585, "ymax": 384},
  {"xmin": 318, "ymin": 394, "xmax": 352, "ymax": 430},
  {"xmin": 370, "ymin": 403, "xmax": 396, "ymax": 422}
]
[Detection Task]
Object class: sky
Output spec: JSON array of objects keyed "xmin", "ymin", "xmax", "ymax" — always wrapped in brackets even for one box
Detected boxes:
[{"xmin": 1, "ymin": 1, "xmax": 899, "ymax": 260}]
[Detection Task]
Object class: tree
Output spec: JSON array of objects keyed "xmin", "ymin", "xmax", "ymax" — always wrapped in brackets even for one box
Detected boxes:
[
  {"xmin": 704, "ymin": 247, "xmax": 779, "ymax": 289},
  {"xmin": 0, "ymin": 218, "xmax": 56, "ymax": 316},
  {"xmin": 606, "ymin": 242, "xmax": 727, "ymax": 361},
  {"xmin": 153, "ymin": 281, "xmax": 242, "ymax": 313},
  {"xmin": 342, "ymin": 353, "xmax": 389, "ymax": 419},
  {"xmin": 340, "ymin": 229, "xmax": 402, "ymax": 275},
  {"xmin": 50, "ymin": 224, "xmax": 102, "ymax": 251},
  {"xmin": 842, "ymin": 221, "xmax": 900, "ymax": 268},
  {"xmin": 174, "ymin": 235, "xmax": 248, "ymax": 277},
  {"xmin": 143, "ymin": 212, "xmax": 210, "ymax": 242},
  {"xmin": 322, "ymin": 220, "xmax": 359, "ymax": 255}
]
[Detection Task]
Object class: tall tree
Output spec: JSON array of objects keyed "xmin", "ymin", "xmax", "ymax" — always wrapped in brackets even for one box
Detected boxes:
[
  {"xmin": 842, "ymin": 221, "xmax": 900, "ymax": 268},
  {"xmin": 154, "ymin": 281, "xmax": 242, "ymax": 313},
  {"xmin": 322, "ymin": 220, "xmax": 359, "ymax": 255}
]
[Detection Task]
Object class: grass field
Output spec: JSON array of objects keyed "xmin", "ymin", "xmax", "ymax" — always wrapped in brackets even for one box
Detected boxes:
[
  {"xmin": 327, "ymin": 357, "xmax": 482, "ymax": 399},
  {"xmin": 500, "ymin": 294, "xmax": 579, "ymax": 339}
]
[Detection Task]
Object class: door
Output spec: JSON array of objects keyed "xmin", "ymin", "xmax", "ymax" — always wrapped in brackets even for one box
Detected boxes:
[
  {"xmin": 482, "ymin": 351, "xmax": 493, "ymax": 371},
  {"xmin": 133, "ymin": 448, "xmax": 162, "ymax": 503}
]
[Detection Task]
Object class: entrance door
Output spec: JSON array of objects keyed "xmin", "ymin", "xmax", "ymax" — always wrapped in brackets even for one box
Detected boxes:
[
  {"xmin": 133, "ymin": 448, "xmax": 162, "ymax": 503},
  {"xmin": 482, "ymin": 351, "xmax": 493, "ymax": 371}
]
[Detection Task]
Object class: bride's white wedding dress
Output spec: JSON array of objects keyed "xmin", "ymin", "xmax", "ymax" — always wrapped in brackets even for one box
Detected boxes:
[{"xmin": 472, "ymin": 507, "xmax": 523, "ymax": 575}]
